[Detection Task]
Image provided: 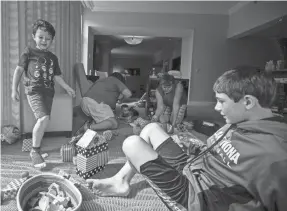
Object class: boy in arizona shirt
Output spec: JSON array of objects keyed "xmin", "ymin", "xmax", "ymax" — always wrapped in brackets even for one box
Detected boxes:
[{"xmin": 86, "ymin": 66, "xmax": 287, "ymax": 211}]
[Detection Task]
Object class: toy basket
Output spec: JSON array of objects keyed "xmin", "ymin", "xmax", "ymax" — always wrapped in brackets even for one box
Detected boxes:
[{"xmin": 16, "ymin": 173, "xmax": 82, "ymax": 211}]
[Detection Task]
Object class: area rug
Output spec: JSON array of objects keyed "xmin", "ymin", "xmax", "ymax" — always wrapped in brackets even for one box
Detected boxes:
[{"xmin": 0, "ymin": 123, "xmax": 169, "ymax": 211}]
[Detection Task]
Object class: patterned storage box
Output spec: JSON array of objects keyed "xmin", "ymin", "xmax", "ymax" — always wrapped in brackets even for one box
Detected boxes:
[
  {"xmin": 76, "ymin": 142, "xmax": 108, "ymax": 158},
  {"xmin": 60, "ymin": 144, "xmax": 76, "ymax": 162},
  {"xmin": 22, "ymin": 139, "xmax": 32, "ymax": 152},
  {"xmin": 75, "ymin": 129, "xmax": 109, "ymax": 179},
  {"xmin": 77, "ymin": 151, "xmax": 109, "ymax": 172},
  {"xmin": 76, "ymin": 166, "xmax": 105, "ymax": 180}
]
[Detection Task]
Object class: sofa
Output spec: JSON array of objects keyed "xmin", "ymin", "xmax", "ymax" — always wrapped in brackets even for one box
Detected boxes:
[{"xmin": 21, "ymin": 86, "xmax": 73, "ymax": 137}]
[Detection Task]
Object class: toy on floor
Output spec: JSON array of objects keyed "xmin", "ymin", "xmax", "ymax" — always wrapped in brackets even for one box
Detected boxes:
[
  {"xmin": 1, "ymin": 124, "xmax": 21, "ymax": 144},
  {"xmin": 1, "ymin": 171, "xmax": 31, "ymax": 202},
  {"xmin": 24, "ymin": 182, "xmax": 74, "ymax": 211},
  {"xmin": 182, "ymin": 121, "xmax": 194, "ymax": 130},
  {"xmin": 22, "ymin": 138, "xmax": 33, "ymax": 152},
  {"xmin": 75, "ymin": 129, "xmax": 109, "ymax": 179},
  {"xmin": 58, "ymin": 170, "xmax": 80, "ymax": 188},
  {"xmin": 131, "ymin": 117, "xmax": 151, "ymax": 135},
  {"xmin": 103, "ymin": 130, "xmax": 113, "ymax": 141},
  {"xmin": 60, "ymin": 144, "xmax": 76, "ymax": 162}
]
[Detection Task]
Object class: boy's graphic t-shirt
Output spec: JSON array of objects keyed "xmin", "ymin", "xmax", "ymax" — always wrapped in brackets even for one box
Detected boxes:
[{"xmin": 18, "ymin": 47, "xmax": 61, "ymax": 94}]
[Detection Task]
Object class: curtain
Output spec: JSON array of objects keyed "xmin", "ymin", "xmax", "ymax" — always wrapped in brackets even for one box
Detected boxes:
[{"xmin": 1, "ymin": 1, "xmax": 83, "ymax": 130}]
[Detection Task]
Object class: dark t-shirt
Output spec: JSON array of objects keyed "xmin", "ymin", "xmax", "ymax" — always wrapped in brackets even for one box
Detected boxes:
[
  {"xmin": 18, "ymin": 47, "xmax": 62, "ymax": 94},
  {"xmin": 157, "ymin": 82, "xmax": 187, "ymax": 108},
  {"xmin": 84, "ymin": 76, "xmax": 128, "ymax": 110}
]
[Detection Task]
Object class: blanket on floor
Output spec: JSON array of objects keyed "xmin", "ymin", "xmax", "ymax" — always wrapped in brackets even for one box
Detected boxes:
[{"xmin": 1, "ymin": 123, "xmax": 169, "ymax": 211}]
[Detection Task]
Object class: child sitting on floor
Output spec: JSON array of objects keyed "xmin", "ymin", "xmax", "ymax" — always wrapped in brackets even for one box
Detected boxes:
[
  {"xmin": 118, "ymin": 104, "xmax": 130, "ymax": 120},
  {"xmin": 118, "ymin": 105, "xmax": 139, "ymax": 123}
]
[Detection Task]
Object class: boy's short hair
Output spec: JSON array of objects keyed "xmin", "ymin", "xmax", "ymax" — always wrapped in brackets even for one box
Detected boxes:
[
  {"xmin": 32, "ymin": 19, "xmax": 56, "ymax": 39},
  {"xmin": 213, "ymin": 65, "xmax": 277, "ymax": 108},
  {"xmin": 121, "ymin": 104, "xmax": 129, "ymax": 109},
  {"xmin": 160, "ymin": 74, "xmax": 175, "ymax": 86}
]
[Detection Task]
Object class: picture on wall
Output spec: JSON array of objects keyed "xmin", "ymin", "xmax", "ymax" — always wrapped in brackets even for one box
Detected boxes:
[{"xmin": 126, "ymin": 68, "xmax": 140, "ymax": 76}]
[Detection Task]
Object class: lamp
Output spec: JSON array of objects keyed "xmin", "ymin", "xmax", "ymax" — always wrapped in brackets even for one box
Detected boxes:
[{"xmin": 124, "ymin": 36, "xmax": 143, "ymax": 45}]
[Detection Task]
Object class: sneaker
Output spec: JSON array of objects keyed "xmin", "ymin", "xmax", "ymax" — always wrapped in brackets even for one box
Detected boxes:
[{"xmin": 30, "ymin": 149, "xmax": 46, "ymax": 168}]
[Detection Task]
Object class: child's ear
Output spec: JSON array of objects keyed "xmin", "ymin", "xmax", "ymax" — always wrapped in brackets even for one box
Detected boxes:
[{"xmin": 244, "ymin": 95, "xmax": 257, "ymax": 109}]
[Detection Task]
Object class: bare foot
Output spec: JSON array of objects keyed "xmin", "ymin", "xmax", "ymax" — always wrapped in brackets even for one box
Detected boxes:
[{"xmin": 86, "ymin": 177, "xmax": 130, "ymax": 197}]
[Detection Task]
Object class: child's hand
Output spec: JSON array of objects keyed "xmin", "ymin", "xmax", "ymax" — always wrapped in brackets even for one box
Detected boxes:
[
  {"xmin": 11, "ymin": 90, "xmax": 20, "ymax": 102},
  {"xmin": 66, "ymin": 87, "xmax": 75, "ymax": 98},
  {"xmin": 151, "ymin": 115, "xmax": 158, "ymax": 122},
  {"xmin": 126, "ymin": 116, "xmax": 132, "ymax": 123}
]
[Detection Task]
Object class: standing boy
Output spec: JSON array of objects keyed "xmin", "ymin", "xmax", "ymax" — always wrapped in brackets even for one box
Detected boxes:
[{"xmin": 12, "ymin": 19, "xmax": 75, "ymax": 168}]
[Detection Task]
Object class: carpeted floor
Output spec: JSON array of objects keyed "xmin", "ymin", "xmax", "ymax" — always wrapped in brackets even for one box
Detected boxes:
[
  {"xmin": 1, "ymin": 118, "xmax": 209, "ymax": 211},
  {"xmin": 1, "ymin": 122, "xmax": 173, "ymax": 211}
]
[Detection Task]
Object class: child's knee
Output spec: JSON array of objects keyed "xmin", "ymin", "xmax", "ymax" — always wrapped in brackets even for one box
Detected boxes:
[
  {"xmin": 122, "ymin": 135, "xmax": 141, "ymax": 154},
  {"xmin": 141, "ymin": 122, "xmax": 161, "ymax": 134},
  {"xmin": 37, "ymin": 115, "xmax": 49, "ymax": 124}
]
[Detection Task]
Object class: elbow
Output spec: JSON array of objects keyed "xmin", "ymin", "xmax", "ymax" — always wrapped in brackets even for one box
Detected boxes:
[{"xmin": 126, "ymin": 92, "xmax": 132, "ymax": 98}]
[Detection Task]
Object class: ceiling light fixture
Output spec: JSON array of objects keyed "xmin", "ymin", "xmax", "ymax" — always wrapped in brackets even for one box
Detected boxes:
[{"xmin": 124, "ymin": 36, "xmax": 143, "ymax": 45}]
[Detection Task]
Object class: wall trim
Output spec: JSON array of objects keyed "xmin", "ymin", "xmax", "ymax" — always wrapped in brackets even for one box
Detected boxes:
[{"xmin": 228, "ymin": 1, "xmax": 250, "ymax": 15}]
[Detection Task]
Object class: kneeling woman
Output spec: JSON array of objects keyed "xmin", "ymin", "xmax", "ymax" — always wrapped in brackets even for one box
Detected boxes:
[{"xmin": 151, "ymin": 74, "xmax": 187, "ymax": 133}]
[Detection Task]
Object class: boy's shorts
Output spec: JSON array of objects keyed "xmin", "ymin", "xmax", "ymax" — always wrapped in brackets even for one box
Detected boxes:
[
  {"xmin": 140, "ymin": 138, "xmax": 190, "ymax": 210},
  {"xmin": 81, "ymin": 97, "xmax": 115, "ymax": 123},
  {"xmin": 26, "ymin": 91, "xmax": 54, "ymax": 119},
  {"xmin": 161, "ymin": 104, "xmax": 187, "ymax": 125}
]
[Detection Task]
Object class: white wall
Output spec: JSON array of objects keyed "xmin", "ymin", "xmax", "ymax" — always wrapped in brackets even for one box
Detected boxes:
[
  {"xmin": 181, "ymin": 34, "xmax": 194, "ymax": 79},
  {"xmin": 87, "ymin": 27, "xmax": 94, "ymax": 74},
  {"xmin": 83, "ymin": 11, "xmax": 280, "ymax": 105},
  {"xmin": 228, "ymin": 1, "xmax": 287, "ymax": 38},
  {"xmin": 226, "ymin": 37, "xmax": 281, "ymax": 68},
  {"xmin": 112, "ymin": 57, "xmax": 153, "ymax": 97},
  {"xmin": 153, "ymin": 39, "xmax": 182, "ymax": 71}
]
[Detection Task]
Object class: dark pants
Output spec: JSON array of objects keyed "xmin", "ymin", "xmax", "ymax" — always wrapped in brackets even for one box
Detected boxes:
[{"xmin": 140, "ymin": 138, "xmax": 190, "ymax": 211}]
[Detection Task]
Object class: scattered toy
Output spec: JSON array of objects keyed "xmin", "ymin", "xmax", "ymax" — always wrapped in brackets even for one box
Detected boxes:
[{"xmin": 25, "ymin": 182, "xmax": 75, "ymax": 211}]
